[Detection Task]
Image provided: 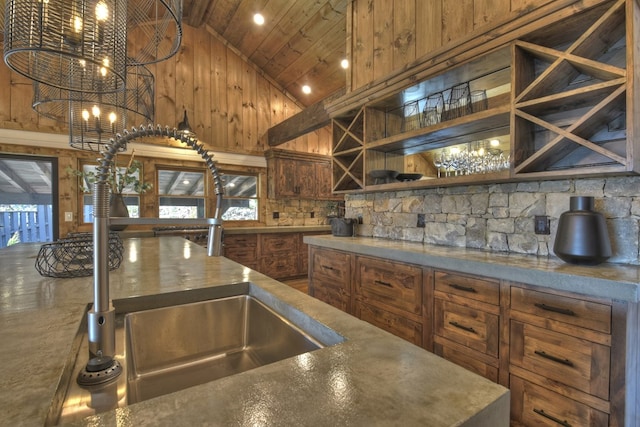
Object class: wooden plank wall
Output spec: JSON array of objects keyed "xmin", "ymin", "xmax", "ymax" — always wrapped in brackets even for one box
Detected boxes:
[
  {"xmin": 0, "ymin": 25, "xmax": 331, "ymax": 156},
  {"xmin": 350, "ymin": 0, "xmax": 554, "ymax": 92}
]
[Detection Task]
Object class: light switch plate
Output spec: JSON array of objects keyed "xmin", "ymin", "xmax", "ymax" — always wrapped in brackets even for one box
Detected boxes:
[{"xmin": 64, "ymin": 212, "xmax": 73, "ymax": 222}]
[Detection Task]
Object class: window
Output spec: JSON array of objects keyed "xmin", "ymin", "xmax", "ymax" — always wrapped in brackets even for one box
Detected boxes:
[
  {"xmin": 157, "ymin": 168, "xmax": 206, "ymax": 218},
  {"xmin": 0, "ymin": 154, "xmax": 58, "ymax": 247},
  {"xmin": 80, "ymin": 162, "xmax": 144, "ymax": 223},
  {"xmin": 221, "ymin": 173, "xmax": 258, "ymax": 221}
]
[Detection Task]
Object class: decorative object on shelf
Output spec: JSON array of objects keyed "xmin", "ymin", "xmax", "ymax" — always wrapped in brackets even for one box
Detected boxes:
[
  {"xmin": 470, "ymin": 89, "xmax": 488, "ymax": 113},
  {"xmin": 422, "ymin": 92, "xmax": 444, "ymax": 127},
  {"xmin": 443, "ymin": 82, "xmax": 471, "ymax": 121},
  {"xmin": 396, "ymin": 173, "xmax": 423, "ymax": 182},
  {"xmin": 401, "ymin": 101, "xmax": 421, "ymax": 132},
  {"xmin": 432, "ymin": 140, "xmax": 509, "ymax": 177},
  {"xmin": 554, "ymin": 196, "xmax": 612, "ymax": 265},
  {"xmin": 35, "ymin": 232, "xmax": 124, "ymax": 278},
  {"xmin": 369, "ymin": 169, "xmax": 399, "ymax": 185}
]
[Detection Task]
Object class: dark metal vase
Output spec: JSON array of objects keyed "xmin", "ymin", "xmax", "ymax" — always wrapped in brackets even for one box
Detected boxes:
[
  {"xmin": 553, "ymin": 196, "xmax": 611, "ymax": 265},
  {"xmin": 109, "ymin": 194, "xmax": 129, "ymax": 231}
]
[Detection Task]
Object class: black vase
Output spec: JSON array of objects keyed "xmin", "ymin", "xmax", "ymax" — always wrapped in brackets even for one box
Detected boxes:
[
  {"xmin": 553, "ymin": 196, "xmax": 611, "ymax": 265},
  {"xmin": 109, "ymin": 194, "xmax": 129, "ymax": 231}
]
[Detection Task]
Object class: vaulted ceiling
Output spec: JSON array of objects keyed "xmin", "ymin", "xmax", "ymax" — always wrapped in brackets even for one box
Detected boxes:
[{"xmin": 182, "ymin": 0, "xmax": 348, "ymax": 107}]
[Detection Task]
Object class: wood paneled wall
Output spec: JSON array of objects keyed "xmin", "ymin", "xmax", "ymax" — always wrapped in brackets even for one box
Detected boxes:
[
  {"xmin": 349, "ymin": 0, "xmax": 553, "ymax": 91},
  {"xmin": 0, "ymin": 25, "xmax": 332, "ymax": 156}
]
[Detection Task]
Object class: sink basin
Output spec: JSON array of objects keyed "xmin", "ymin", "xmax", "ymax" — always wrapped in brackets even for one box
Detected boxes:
[
  {"xmin": 47, "ymin": 283, "xmax": 344, "ymax": 425},
  {"xmin": 126, "ymin": 293, "xmax": 324, "ymax": 403}
]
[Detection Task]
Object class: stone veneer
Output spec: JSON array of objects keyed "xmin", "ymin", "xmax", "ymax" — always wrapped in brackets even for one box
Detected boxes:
[
  {"xmin": 265, "ymin": 198, "xmax": 337, "ymax": 227},
  {"xmin": 344, "ymin": 177, "xmax": 640, "ymax": 265}
]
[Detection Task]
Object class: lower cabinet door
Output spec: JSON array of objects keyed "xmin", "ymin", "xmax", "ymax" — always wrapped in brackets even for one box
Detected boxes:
[
  {"xmin": 354, "ymin": 300, "xmax": 422, "ymax": 346},
  {"xmin": 510, "ymin": 375, "xmax": 609, "ymax": 427},
  {"xmin": 311, "ymin": 279, "xmax": 349, "ymax": 312},
  {"xmin": 433, "ymin": 339, "xmax": 498, "ymax": 383},
  {"xmin": 260, "ymin": 255, "xmax": 298, "ymax": 279}
]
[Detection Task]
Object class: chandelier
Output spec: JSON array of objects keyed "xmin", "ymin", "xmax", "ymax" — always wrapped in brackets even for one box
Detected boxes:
[
  {"xmin": 4, "ymin": 0, "xmax": 184, "ymax": 151},
  {"xmin": 32, "ymin": 62, "xmax": 155, "ymax": 152}
]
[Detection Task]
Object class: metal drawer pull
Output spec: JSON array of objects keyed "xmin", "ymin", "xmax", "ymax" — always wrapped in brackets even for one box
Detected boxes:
[
  {"xmin": 534, "ymin": 303, "xmax": 576, "ymax": 316},
  {"xmin": 321, "ymin": 265, "xmax": 337, "ymax": 271},
  {"xmin": 448, "ymin": 321, "xmax": 477, "ymax": 334},
  {"xmin": 449, "ymin": 283, "xmax": 477, "ymax": 293},
  {"xmin": 534, "ymin": 350, "xmax": 574, "ymax": 367},
  {"xmin": 374, "ymin": 280, "xmax": 393, "ymax": 287},
  {"xmin": 533, "ymin": 408, "xmax": 572, "ymax": 427}
]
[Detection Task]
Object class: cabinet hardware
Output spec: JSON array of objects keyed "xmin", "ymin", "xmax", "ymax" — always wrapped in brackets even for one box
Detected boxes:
[
  {"xmin": 449, "ymin": 283, "xmax": 477, "ymax": 293},
  {"xmin": 534, "ymin": 350, "xmax": 574, "ymax": 367},
  {"xmin": 533, "ymin": 408, "xmax": 572, "ymax": 427},
  {"xmin": 449, "ymin": 321, "xmax": 477, "ymax": 334},
  {"xmin": 374, "ymin": 280, "xmax": 393, "ymax": 287},
  {"xmin": 534, "ymin": 303, "xmax": 575, "ymax": 316},
  {"xmin": 322, "ymin": 265, "xmax": 337, "ymax": 271}
]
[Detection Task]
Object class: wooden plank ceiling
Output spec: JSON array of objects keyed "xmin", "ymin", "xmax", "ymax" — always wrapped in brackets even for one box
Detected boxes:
[{"xmin": 182, "ymin": 0, "xmax": 348, "ymax": 107}]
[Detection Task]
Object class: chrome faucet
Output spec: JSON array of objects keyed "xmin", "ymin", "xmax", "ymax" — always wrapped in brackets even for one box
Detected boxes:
[{"xmin": 83, "ymin": 125, "xmax": 224, "ymax": 382}]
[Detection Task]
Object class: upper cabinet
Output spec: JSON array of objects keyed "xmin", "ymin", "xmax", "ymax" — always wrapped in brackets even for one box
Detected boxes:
[
  {"xmin": 266, "ymin": 149, "xmax": 342, "ymax": 200},
  {"xmin": 331, "ymin": 0, "xmax": 636, "ymax": 193}
]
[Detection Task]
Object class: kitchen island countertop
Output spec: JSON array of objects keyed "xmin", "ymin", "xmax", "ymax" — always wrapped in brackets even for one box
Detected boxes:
[{"xmin": 0, "ymin": 237, "xmax": 508, "ymax": 426}]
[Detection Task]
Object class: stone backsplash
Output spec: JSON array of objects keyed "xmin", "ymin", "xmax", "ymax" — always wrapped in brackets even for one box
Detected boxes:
[
  {"xmin": 265, "ymin": 198, "xmax": 337, "ymax": 227},
  {"xmin": 344, "ymin": 177, "xmax": 640, "ymax": 265}
]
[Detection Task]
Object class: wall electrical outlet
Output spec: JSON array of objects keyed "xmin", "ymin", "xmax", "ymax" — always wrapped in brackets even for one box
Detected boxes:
[
  {"xmin": 64, "ymin": 212, "xmax": 73, "ymax": 222},
  {"xmin": 534, "ymin": 215, "xmax": 550, "ymax": 235},
  {"xmin": 417, "ymin": 213, "xmax": 426, "ymax": 228},
  {"xmin": 273, "ymin": 211, "xmax": 279, "ymax": 219}
]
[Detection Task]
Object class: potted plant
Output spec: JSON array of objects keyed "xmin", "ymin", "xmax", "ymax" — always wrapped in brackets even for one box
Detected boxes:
[{"xmin": 66, "ymin": 150, "xmax": 152, "ymax": 229}]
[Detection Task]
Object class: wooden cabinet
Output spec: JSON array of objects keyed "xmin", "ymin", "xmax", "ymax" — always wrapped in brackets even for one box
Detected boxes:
[
  {"xmin": 433, "ymin": 270, "xmax": 501, "ymax": 382},
  {"xmin": 266, "ymin": 149, "xmax": 341, "ymax": 200},
  {"xmin": 223, "ymin": 234, "xmax": 258, "ymax": 270},
  {"xmin": 331, "ymin": 1, "xmax": 637, "ymax": 194},
  {"xmin": 224, "ymin": 230, "xmax": 330, "ymax": 280},
  {"xmin": 508, "ymin": 284, "xmax": 615, "ymax": 426},
  {"xmin": 309, "ymin": 246, "xmax": 352, "ymax": 312},
  {"xmin": 308, "ymin": 243, "xmax": 633, "ymax": 426}
]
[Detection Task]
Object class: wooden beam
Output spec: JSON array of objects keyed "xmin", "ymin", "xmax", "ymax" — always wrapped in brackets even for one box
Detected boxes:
[{"xmin": 267, "ymin": 88, "xmax": 345, "ymax": 146}]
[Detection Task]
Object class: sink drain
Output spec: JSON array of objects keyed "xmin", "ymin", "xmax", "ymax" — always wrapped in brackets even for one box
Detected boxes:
[{"xmin": 77, "ymin": 355, "xmax": 122, "ymax": 387}]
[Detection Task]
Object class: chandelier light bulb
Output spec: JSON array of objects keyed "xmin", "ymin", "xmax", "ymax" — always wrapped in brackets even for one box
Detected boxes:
[
  {"xmin": 73, "ymin": 15, "xmax": 83, "ymax": 33},
  {"xmin": 341, "ymin": 59, "xmax": 349, "ymax": 69},
  {"xmin": 302, "ymin": 85, "xmax": 311, "ymax": 94},
  {"xmin": 82, "ymin": 110, "xmax": 90, "ymax": 121},
  {"xmin": 92, "ymin": 105, "xmax": 100, "ymax": 117},
  {"xmin": 108, "ymin": 111, "xmax": 117, "ymax": 123},
  {"xmin": 95, "ymin": 2, "xmax": 109, "ymax": 21}
]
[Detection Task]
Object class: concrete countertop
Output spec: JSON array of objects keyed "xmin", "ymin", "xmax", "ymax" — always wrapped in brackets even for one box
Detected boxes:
[
  {"xmin": 303, "ymin": 235, "xmax": 640, "ymax": 302},
  {"xmin": 0, "ymin": 237, "xmax": 508, "ymax": 426}
]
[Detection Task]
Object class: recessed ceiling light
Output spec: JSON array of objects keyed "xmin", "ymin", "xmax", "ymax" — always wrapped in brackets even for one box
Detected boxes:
[
  {"xmin": 490, "ymin": 139, "xmax": 500, "ymax": 147},
  {"xmin": 253, "ymin": 13, "xmax": 265, "ymax": 25},
  {"xmin": 341, "ymin": 59, "xmax": 349, "ymax": 69},
  {"xmin": 302, "ymin": 85, "xmax": 311, "ymax": 94},
  {"xmin": 183, "ymin": 179, "xmax": 190, "ymax": 185}
]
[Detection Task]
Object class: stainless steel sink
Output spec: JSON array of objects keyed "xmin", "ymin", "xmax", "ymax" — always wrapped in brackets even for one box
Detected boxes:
[
  {"xmin": 125, "ymin": 293, "xmax": 325, "ymax": 403},
  {"xmin": 46, "ymin": 283, "xmax": 343, "ymax": 425}
]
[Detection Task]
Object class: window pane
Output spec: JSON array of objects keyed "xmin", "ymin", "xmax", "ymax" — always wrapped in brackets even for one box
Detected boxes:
[
  {"xmin": 159, "ymin": 196, "xmax": 205, "ymax": 219},
  {"xmin": 221, "ymin": 198, "xmax": 258, "ymax": 221},
  {"xmin": 158, "ymin": 170, "xmax": 205, "ymax": 196},
  {"xmin": 224, "ymin": 174, "xmax": 257, "ymax": 197}
]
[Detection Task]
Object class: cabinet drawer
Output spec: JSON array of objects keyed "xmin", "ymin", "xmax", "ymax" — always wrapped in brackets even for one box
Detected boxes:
[
  {"xmin": 260, "ymin": 234, "xmax": 298, "ymax": 253},
  {"xmin": 434, "ymin": 298, "xmax": 499, "ymax": 357},
  {"xmin": 433, "ymin": 340, "xmax": 498, "ymax": 383},
  {"xmin": 435, "ymin": 270, "xmax": 499, "ymax": 305},
  {"xmin": 510, "ymin": 320, "xmax": 610, "ymax": 400},
  {"xmin": 260, "ymin": 255, "xmax": 298, "ymax": 279},
  {"xmin": 510, "ymin": 375, "xmax": 609, "ymax": 427},
  {"xmin": 354, "ymin": 301, "xmax": 423, "ymax": 346},
  {"xmin": 355, "ymin": 256, "xmax": 422, "ymax": 315},
  {"xmin": 224, "ymin": 246, "xmax": 257, "ymax": 263},
  {"xmin": 311, "ymin": 278, "xmax": 350, "ymax": 312},
  {"xmin": 311, "ymin": 248, "xmax": 351, "ymax": 286},
  {"xmin": 224, "ymin": 234, "xmax": 257, "ymax": 248},
  {"xmin": 511, "ymin": 286, "xmax": 611, "ymax": 334}
]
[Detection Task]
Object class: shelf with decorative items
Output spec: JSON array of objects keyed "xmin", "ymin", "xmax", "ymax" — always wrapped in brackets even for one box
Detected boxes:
[{"xmin": 330, "ymin": 0, "xmax": 637, "ymax": 194}]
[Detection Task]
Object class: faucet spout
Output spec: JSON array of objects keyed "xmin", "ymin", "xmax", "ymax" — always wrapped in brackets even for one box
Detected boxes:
[{"xmin": 85, "ymin": 125, "xmax": 225, "ymax": 375}]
